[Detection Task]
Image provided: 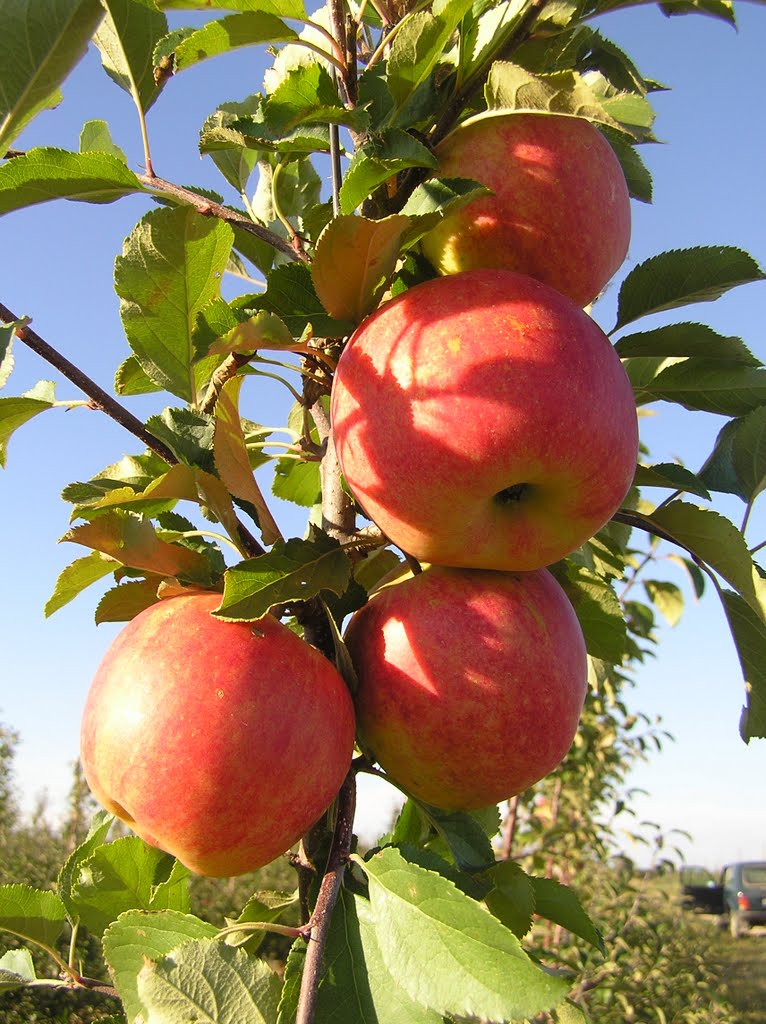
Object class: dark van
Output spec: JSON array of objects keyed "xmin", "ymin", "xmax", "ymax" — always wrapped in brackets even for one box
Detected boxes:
[{"xmin": 681, "ymin": 861, "xmax": 766, "ymax": 938}]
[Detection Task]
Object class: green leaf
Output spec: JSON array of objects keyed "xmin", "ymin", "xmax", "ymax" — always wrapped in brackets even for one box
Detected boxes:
[
  {"xmin": 667, "ymin": 553, "xmax": 706, "ymax": 600},
  {"xmin": 244, "ymin": 262, "xmax": 353, "ymax": 338},
  {"xmin": 646, "ymin": 501, "xmax": 763, "ymax": 618},
  {"xmin": 0, "ymin": 948, "xmax": 36, "ymax": 992},
  {"xmin": 484, "ymin": 64, "xmax": 634, "ymax": 134},
  {"xmin": 205, "ymin": 310, "xmax": 293, "ymax": 358},
  {"xmin": 558, "ymin": 565, "xmax": 626, "ymax": 663},
  {"xmin": 145, "ymin": 407, "xmax": 215, "ymax": 471},
  {"xmin": 277, "ymin": 887, "xmax": 443, "ymax": 1024},
  {"xmin": 399, "ymin": 176, "xmax": 492, "ymax": 243},
  {"xmin": 115, "ymin": 206, "xmax": 233, "ymax": 404},
  {"xmin": 216, "ymin": 530, "xmax": 353, "ymax": 620},
  {"xmin": 57, "ymin": 811, "xmax": 114, "ymax": 921},
  {"xmin": 339, "ymin": 129, "xmax": 437, "ymax": 216},
  {"xmin": 0, "ymin": 884, "xmax": 67, "ymax": 948},
  {"xmin": 264, "ymin": 62, "xmax": 369, "ymax": 134},
  {"xmin": 720, "ymin": 590, "xmax": 766, "ymax": 741},
  {"xmin": 530, "ymin": 876, "xmax": 605, "ymax": 953},
  {"xmin": 95, "ymin": 0, "xmax": 168, "ymax": 113},
  {"xmin": 79, "ymin": 118, "xmax": 128, "ymax": 162},
  {"xmin": 731, "ymin": 405, "xmax": 766, "ymax": 504},
  {"xmin": 0, "ymin": 147, "xmax": 147, "ymax": 214},
  {"xmin": 386, "ymin": 0, "xmax": 474, "ymax": 111},
  {"xmin": 311, "ymin": 214, "xmax": 410, "ymax": 323},
  {"xmin": 482, "ymin": 860, "xmax": 536, "ymax": 939},
  {"xmin": 0, "ymin": 0, "xmax": 104, "ymax": 158},
  {"xmin": 95, "ymin": 579, "xmax": 163, "ymax": 623},
  {"xmin": 103, "ymin": 910, "xmax": 217, "ymax": 1024},
  {"xmin": 158, "ymin": 0, "xmax": 306, "ymax": 15},
  {"xmin": 71, "ymin": 836, "xmax": 190, "ymax": 937},
  {"xmin": 600, "ymin": 125, "xmax": 652, "ymax": 203},
  {"xmin": 356, "ymin": 847, "xmax": 569, "ymax": 1020},
  {"xmin": 0, "ymin": 380, "xmax": 57, "ymax": 467},
  {"xmin": 698, "ymin": 417, "xmax": 747, "ymax": 499},
  {"xmin": 271, "ymin": 456, "xmax": 320, "ymax": 507},
  {"xmin": 644, "ymin": 580, "xmax": 684, "ymax": 626},
  {"xmin": 0, "ymin": 323, "xmax": 14, "ymax": 389},
  {"xmin": 614, "ymin": 247, "xmax": 765, "ymax": 330},
  {"xmin": 227, "ymin": 890, "xmax": 298, "ymax": 951},
  {"xmin": 115, "ymin": 354, "xmax": 162, "ymax": 396},
  {"xmin": 172, "ymin": 12, "xmax": 298, "ymax": 72},
  {"xmin": 44, "ymin": 551, "xmax": 119, "ymax": 616},
  {"xmin": 615, "ymin": 322, "xmax": 761, "ymax": 366},
  {"xmin": 635, "ymin": 359, "xmax": 766, "ymax": 416},
  {"xmin": 633, "ymin": 462, "xmax": 711, "ymax": 500},
  {"xmin": 416, "ymin": 804, "xmax": 496, "ymax": 873},
  {"xmin": 137, "ymin": 939, "xmax": 281, "ymax": 1024}
]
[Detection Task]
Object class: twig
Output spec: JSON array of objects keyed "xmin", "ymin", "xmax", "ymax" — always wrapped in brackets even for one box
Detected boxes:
[
  {"xmin": 135, "ymin": 174, "xmax": 309, "ymax": 264},
  {"xmin": 296, "ymin": 772, "xmax": 357, "ymax": 1024},
  {"xmin": 0, "ymin": 304, "xmax": 177, "ymax": 464}
]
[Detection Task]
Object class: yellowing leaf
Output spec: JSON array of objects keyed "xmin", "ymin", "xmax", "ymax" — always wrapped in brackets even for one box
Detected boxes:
[{"xmin": 311, "ymin": 214, "xmax": 410, "ymax": 324}]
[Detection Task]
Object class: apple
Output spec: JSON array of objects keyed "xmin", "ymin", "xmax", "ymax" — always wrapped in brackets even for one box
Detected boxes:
[
  {"xmin": 80, "ymin": 591, "xmax": 355, "ymax": 877},
  {"xmin": 420, "ymin": 112, "xmax": 631, "ymax": 308},
  {"xmin": 345, "ymin": 565, "xmax": 588, "ymax": 810},
  {"xmin": 331, "ymin": 268, "xmax": 638, "ymax": 572}
]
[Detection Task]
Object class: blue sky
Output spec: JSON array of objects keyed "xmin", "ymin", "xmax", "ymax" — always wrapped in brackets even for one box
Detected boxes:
[{"xmin": 1, "ymin": 2, "xmax": 765, "ymax": 867}]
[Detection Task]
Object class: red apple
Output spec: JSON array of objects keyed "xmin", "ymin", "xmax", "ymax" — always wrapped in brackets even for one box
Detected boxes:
[
  {"xmin": 331, "ymin": 268, "xmax": 638, "ymax": 572},
  {"xmin": 80, "ymin": 592, "xmax": 355, "ymax": 877},
  {"xmin": 345, "ymin": 565, "xmax": 588, "ymax": 810},
  {"xmin": 420, "ymin": 112, "xmax": 631, "ymax": 307}
]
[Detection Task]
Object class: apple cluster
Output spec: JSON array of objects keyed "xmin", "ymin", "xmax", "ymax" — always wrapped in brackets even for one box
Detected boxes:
[
  {"xmin": 79, "ymin": 113, "xmax": 638, "ymax": 879},
  {"xmin": 332, "ymin": 113, "xmax": 638, "ymax": 811}
]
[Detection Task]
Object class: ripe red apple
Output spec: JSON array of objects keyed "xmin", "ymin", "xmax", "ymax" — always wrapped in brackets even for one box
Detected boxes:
[
  {"xmin": 345, "ymin": 565, "xmax": 588, "ymax": 810},
  {"xmin": 80, "ymin": 592, "xmax": 355, "ymax": 877},
  {"xmin": 420, "ymin": 112, "xmax": 631, "ymax": 307},
  {"xmin": 331, "ymin": 268, "xmax": 638, "ymax": 572}
]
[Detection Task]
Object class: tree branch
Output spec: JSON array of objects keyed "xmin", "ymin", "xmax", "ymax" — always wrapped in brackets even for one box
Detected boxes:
[
  {"xmin": 0, "ymin": 304, "xmax": 266, "ymax": 558},
  {"xmin": 136, "ymin": 174, "xmax": 309, "ymax": 264},
  {"xmin": 296, "ymin": 772, "xmax": 357, "ymax": 1024}
]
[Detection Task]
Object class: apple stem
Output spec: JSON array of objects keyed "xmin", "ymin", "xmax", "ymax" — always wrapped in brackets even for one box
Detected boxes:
[{"xmin": 295, "ymin": 772, "xmax": 357, "ymax": 1024}]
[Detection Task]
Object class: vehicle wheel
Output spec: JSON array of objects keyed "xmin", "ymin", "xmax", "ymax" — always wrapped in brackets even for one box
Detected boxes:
[{"xmin": 729, "ymin": 912, "xmax": 747, "ymax": 939}]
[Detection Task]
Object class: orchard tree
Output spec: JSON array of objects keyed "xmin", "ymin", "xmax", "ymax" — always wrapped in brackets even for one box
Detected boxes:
[{"xmin": 0, "ymin": 0, "xmax": 764, "ymax": 1021}]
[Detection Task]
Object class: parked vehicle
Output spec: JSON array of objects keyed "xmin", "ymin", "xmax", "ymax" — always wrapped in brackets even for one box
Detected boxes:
[{"xmin": 680, "ymin": 861, "xmax": 766, "ymax": 938}]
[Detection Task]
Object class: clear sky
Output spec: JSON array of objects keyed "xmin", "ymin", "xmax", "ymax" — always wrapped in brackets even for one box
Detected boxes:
[{"xmin": 1, "ymin": 2, "xmax": 764, "ymax": 868}]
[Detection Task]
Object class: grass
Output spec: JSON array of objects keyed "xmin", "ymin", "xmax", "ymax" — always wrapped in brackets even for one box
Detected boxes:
[{"xmin": 715, "ymin": 927, "xmax": 766, "ymax": 1023}]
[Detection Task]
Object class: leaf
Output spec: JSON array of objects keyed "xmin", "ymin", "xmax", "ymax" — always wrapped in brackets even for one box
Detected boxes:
[
  {"xmin": 79, "ymin": 118, "xmax": 128, "ymax": 162},
  {"xmin": 339, "ymin": 129, "xmax": 437, "ymax": 216},
  {"xmin": 356, "ymin": 847, "xmax": 569, "ymax": 1020},
  {"xmin": 558, "ymin": 565, "xmax": 627, "ymax": 664},
  {"xmin": 482, "ymin": 860, "xmax": 536, "ymax": 939},
  {"xmin": 311, "ymin": 214, "xmax": 410, "ymax": 323},
  {"xmin": 71, "ymin": 836, "xmax": 190, "ymax": 937},
  {"xmin": 94, "ymin": 0, "xmax": 169, "ymax": 113},
  {"xmin": 484, "ymin": 64, "xmax": 635, "ymax": 134},
  {"xmin": 0, "ymin": 323, "xmax": 14, "ymax": 389},
  {"xmin": 614, "ymin": 322, "xmax": 761, "ymax": 365},
  {"xmin": 263, "ymin": 62, "xmax": 369, "ymax": 134},
  {"xmin": 172, "ymin": 12, "xmax": 298, "ymax": 72},
  {"xmin": 644, "ymin": 580, "xmax": 684, "ymax": 626},
  {"xmin": 698, "ymin": 417, "xmax": 747, "ymax": 499},
  {"xmin": 62, "ymin": 510, "xmax": 212, "ymax": 581},
  {"xmin": 137, "ymin": 939, "xmax": 281, "ymax": 1024},
  {"xmin": 216, "ymin": 530, "xmax": 353, "ymax": 620},
  {"xmin": 635, "ymin": 359, "xmax": 766, "ymax": 417},
  {"xmin": 145, "ymin": 407, "xmax": 215, "ymax": 471},
  {"xmin": 600, "ymin": 125, "xmax": 652, "ymax": 203},
  {"xmin": 158, "ymin": 0, "xmax": 306, "ymax": 16},
  {"xmin": 0, "ymin": 884, "xmax": 67, "ymax": 948},
  {"xmin": 731, "ymin": 405, "xmax": 766, "ymax": 504},
  {"xmin": 45, "ymin": 551, "xmax": 119, "ymax": 617},
  {"xmin": 398, "ymin": 176, "xmax": 492, "ymax": 243},
  {"xmin": 0, "ymin": 948, "xmax": 36, "ymax": 992},
  {"xmin": 0, "ymin": 0, "xmax": 104, "ymax": 158},
  {"xmin": 245, "ymin": 262, "xmax": 353, "ymax": 338},
  {"xmin": 277, "ymin": 888, "xmax": 443, "ymax": 1024},
  {"xmin": 103, "ymin": 910, "xmax": 217, "ymax": 1024},
  {"xmin": 0, "ymin": 384, "xmax": 56, "ymax": 467},
  {"xmin": 633, "ymin": 462, "xmax": 711, "ymax": 500},
  {"xmin": 271, "ymin": 455, "xmax": 320, "ymax": 507},
  {"xmin": 530, "ymin": 876, "xmax": 605, "ymax": 953},
  {"xmin": 646, "ymin": 501, "xmax": 762, "ymax": 618},
  {"xmin": 720, "ymin": 590, "xmax": 766, "ymax": 741},
  {"xmin": 206, "ymin": 310, "xmax": 293, "ymax": 357},
  {"xmin": 0, "ymin": 147, "xmax": 147, "ymax": 214},
  {"xmin": 115, "ymin": 206, "xmax": 233, "ymax": 403},
  {"xmin": 214, "ymin": 376, "xmax": 282, "ymax": 544},
  {"xmin": 667, "ymin": 553, "xmax": 706, "ymax": 600},
  {"xmin": 416, "ymin": 804, "xmax": 496, "ymax": 873},
  {"xmin": 115, "ymin": 354, "xmax": 162, "ymax": 396},
  {"xmin": 57, "ymin": 810, "xmax": 114, "ymax": 921},
  {"xmin": 95, "ymin": 579, "xmax": 164, "ymax": 623},
  {"xmin": 614, "ymin": 247, "xmax": 765, "ymax": 330},
  {"xmin": 386, "ymin": 0, "xmax": 474, "ymax": 110}
]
